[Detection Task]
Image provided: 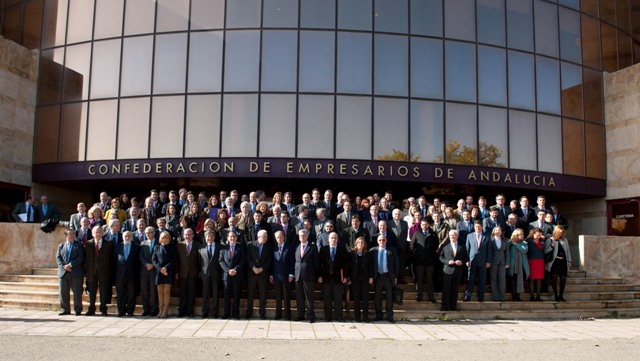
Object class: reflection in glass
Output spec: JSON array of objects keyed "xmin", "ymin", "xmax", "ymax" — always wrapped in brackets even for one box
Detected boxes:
[
  {"xmin": 21, "ymin": 0, "xmax": 43, "ymax": 49},
  {"xmin": 262, "ymin": 30, "xmax": 298, "ymax": 92},
  {"xmin": 536, "ymin": 114, "xmax": 562, "ymax": 174},
  {"xmin": 91, "ymin": 39, "xmax": 121, "ymax": 99},
  {"xmin": 154, "ymin": 33, "xmax": 187, "ymax": 94},
  {"xmin": 508, "ymin": 110, "xmax": 536, "ymax": 170},
  {"xmin": 561, "ymin": 62, "xmax": 583, "ymax": 119},
  {"xmin": 34, "ymin": 105, "xmax": 60, "ymax": 164},
  {"xmin": 301, "ymin": 0, "xmax": 335, "ymax": 28},
  {"xmin": 37, "ymin": 49, "xmax": 64, "ymax": 105},
  {"xmin": 616, "ymin": 0, "xmax": 631, "ymax": 33},
  {"xmin": 534, "ymin": 0, "xmax": 558, "ymax": 57},
  {"xmin": 559, "ymin": 7, "xmax": 581, "ymax": 64},
  {"xmin": 338, "ymin": 0, "xmax": 372, "ymax": 31},
  {"xmin": 581, "ymin": 15, "xmax": 601, "ymax": 69},
  {"xmin": 124, "ymin": 0, "xmax": 155, "ymax": 36},
  {"xmin": 562, "ymin": 118, "xmax": 585, "ymax": 176},
  {"xmin": 120, "ymin": 36, "xmax": 153, "ymax": 97},
  {"xmin": 445, "ymin": 103, "xmax": 477, "ymax": 165},
  {"xmin": 63, "ymin": 43, "xmax": 91, "ymax": 101},
  {"xmin": 150, "ymin": 96, "xmax": 184, "ymax": 158},
  {"xmin": 87, "ymin": 100, "xmax": 117, "ymax": 160},
  {"xmin": 374, "ymin": 98, "xmax": 408, "ymax": 160},
  {"xmin": 445, "ymin": 0, "xmax": 475, "ymax": 41},
  {"xmin": 1, "ymin": 5, "xmax": 20, "ymax": 44},
  {"xmin": 581, "ymin": 0, "xmax": 599, "ymax": 15},
  {"xmin": 601, "ymin": 24, "xmax": 617, "ymax": 73},
  {"xmin": 477, "ymin": 0, "xmax": 505, "ymax": 46},
  {"xmin": 337, "ymin": 32, "xmax": 372, "ymax": 94},
  {"xmin": 188, "ymin": 31, "xmax": 223, "ymax": 92},
  {"xmin": 185, "ymin": 95, "xmax": 221, "ymax": 157},
  {"xmin": 374, "ymin": 35, "xmax": 408, "ymax": 96},
  {"xmin": 445, "ymin": 41, "xmax": 476, "ymax": 102},
  {"xmin": 478, "ymin": 46, "xmax": 506, "ymax": 106},
  {"xmin": 260, "ymin": 95, "xmax": 296, "ymax": 157},
  {"xmin": 156, "ymin": 0, "xmax": 189, "ymax": 32},
  {"xmin": 508, "ymin": 51, "xmax": 535, "ymax": 110},
  {"xmin": 599, "ymin": 0, "xmax": 616, "ymax": 24},
  {"xmin": 559, "ymin": 0, "xmax": 580, "ymax": 9},
  {"xmin": 59, "ymin": 102, "xmax": 87, "ymax": 162},
  {"xmin": 618, "ymin": 31, "xmax": 633, "ymax": 69},
  {"xmin": 478, "ymin": 106, "xmax": 508, "ymax": 167},
  {"xmin": 224, "ymin": 31, "xmax": 260, "ymax": 92},
  {"xmin": 336, "ymin": 96, "xmax": 371, "ymax": 160},
  {"xmin": 299, "ymin": 31, "xmax": 335, "ymax": 92},
  {"xmin": 66, "ymin": 0, "xmax": 94, "ymax": 44},
  {"xmin": 411, "ymin": 100, "xmax": 443, "ymax": 163},
  {"xmin": 585, "ymin": 123, "xmax": 605, "ymax": 179},
  {"xmin": 94, "ymin": 0, "xmax": 123, "ymax": 39},
  {"xmin": 191, "ymin": 0, "xmax": 225, "ymax": 30},
  {"xmin": 41, "ymin": 0, "xmax": 67, "ymax": 48},
  {"xmin": 411, "ymin": 37, "xmax": 443, "ymax": 99},
  {"xmin": 375, "ymin": 0, "xmax": 408, "ymax": 33},
  {"xmin": 222, "ymin": 94, "xmax": 258, "ymax": 157},
  {"xmin": 263, "ymin": 0, "xmax": 298, "ymax": 28},
  {"xmin": 298, "ymin": 95, "xmax": 334, "ymax": 159},
  {"xmin": 507, "ymin": 0, "xmax": 533, "ymax": 51},
  {"xmin": 536, "ymin": 56, "xmax": 561, "ymax": 114},
  {"xmin": 117, "ymin": 98, "xmax": 150, "ymax": 160},
  {"xmin": 226, "ymin": 0, "xmax": 261, "ymax": 28},
  {"xmin": 583, "ymin": 68, "xmax": 603, "ymax": 123},
  {"xmin": 411, "ymin": 0, "xmax": 442, "ymax": 37}
]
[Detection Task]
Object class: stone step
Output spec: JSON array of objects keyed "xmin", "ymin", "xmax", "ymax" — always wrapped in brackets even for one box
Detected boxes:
[
  {"xmin": 31, "ymin": 268, "xmax": 57, "ymax": 276},
  {"xmin": 0, "ymin": 275, "xmax": 58, "ymax": 283}
]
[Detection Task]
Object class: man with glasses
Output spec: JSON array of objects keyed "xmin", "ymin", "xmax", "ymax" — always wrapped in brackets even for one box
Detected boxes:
[{"xmin": 370, "ymin": 235, "xmax": 399, "ymax": 323}]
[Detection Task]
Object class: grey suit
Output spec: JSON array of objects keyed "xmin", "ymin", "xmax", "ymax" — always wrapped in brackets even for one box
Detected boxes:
[
  {"xmin": 464, "ymin": 232, "xmax": 492, "ymax": 301},
  {"xmin": 56, "ymin": 241, "xmax": 84, "ymax": 314},
  {"xmin": 199, "ymin": 242, "xmax": 221, "ymax": 317},
  {"xmin": 69, "ymin": 213, "xmax": 87, "ymax": 231},
  {"xmin": 489, "ymin": 237, "xmax": 510, "ymax": 301},
  {"xmin": 139, "ymin": 238, "xmax": 158, "ymax": 315}
]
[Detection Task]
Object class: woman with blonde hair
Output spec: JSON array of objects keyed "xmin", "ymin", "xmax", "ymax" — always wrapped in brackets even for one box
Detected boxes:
[
  {"xmin": 152, "ymin": 231, "xmax": 176, "ymax": 318},
  {"xmin": 508, "ymin": 228, "xmax": 528, "ymax": 301},
  {"xmin": 545, "ymin": 225, "xmax": 572, "ymax": 302}
]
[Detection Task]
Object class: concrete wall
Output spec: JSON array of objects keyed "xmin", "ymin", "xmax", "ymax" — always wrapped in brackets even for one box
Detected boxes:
[
  {"xmin": 0, "ymin": 223, "xmax": 63, "ymax": 274},
  {"xmin": 579, "ymin": 235, "xmax": 640, "ymax": 283}
]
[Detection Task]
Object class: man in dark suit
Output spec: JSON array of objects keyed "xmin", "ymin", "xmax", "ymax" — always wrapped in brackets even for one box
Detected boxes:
[
  {"xmin": 370, "ymin": 234, "xmax": 399, "ymax": 323},
  {"xmin": 93, "ymin": 191, "xmax": 110, "ymax": 212},
  {"xmin": 550, "ymin": 205, "xmax": 569, "ymax": 230},
  {"xmin": 462, "ymin": 221, "xmax": 492, "ymax": 302},
  {"xmin": 493, "ymin": 194, "xmax": 509, "ymax": 225},
  {"xmin": 455, "ymin": 209, "xmax": 474, "ymax": 243},
  {"xmin": 131, "ymin": 218, "xmax": 147, "ymax": 244},
  {"xmin": 504, "ymin": 213, "xmax": 519, "ymax": 240},
  {"xmin": 75, "ymin": 217, "xmax": 93, "ymax": 245},
  {"xmin": 278, "ymin": 211, "xmax": 298, "ymax": 246},
  {"xmin": 343, "ymin": 215, "xmax": 370, "ymax": 251},
  {"xmin": 199, "ymin": 230, "xmax": 221, "ymax": 318},
  {"xmin": 515, "ymin": 196, "xmax": 537, "ymax": 230},
  {"xmin": 533, "ymin": 195, "xmax": 553, "ymax": 216},
  {"xmin": 390, "ymin": 209, "xmax": 409, "ymax": 282},
  {"xmin": 221, "ymin": 216, "xmax": 247, "ymax": 246},
  {"xmin": 294, "ymin": 229, "xmax": 320, "ymax": 323},
  {"xmin": 219, "ymin": 232, "xmax": 245, "ymax": 319},
  {"xmin": 246, "ymin": 211, "xmax": 274, "ymax": 246},
  {"xmin": 11, "ymin": 194, "xmax": 36, "ymax": 223},
  {"xmin": 115, "ymin": 231, "xmax": 140, "ymax": 316},
  {"xmin": 245, "ymin": 230, "xmax": 273, "ymax": 319},
  {"xmin": 335, "ymin": 201, "xmax": 354, "ymax": 234},
  {"xmin": 528, "ymin": 209, "xmax": 553, "ymax": 236},
  {"xmin": 270, "ymin": 230, "xmax": 294, "ymax": 320},
  {"xmin": 410, "ymin": 219, "xmax": 439, "ymax": 302},
  {"xmin": 56, "ymin": 230, "xmax": 84, "ymax": 315},
  {"xmin": 85, "ymin": 226, "xmax": 114, "ymax": 316},
  {"xmin": 139, "ymin": 227, "xmax": 158, "ymax": 316},
  {"xmin": 315, "ymin": 221, "xmax": 334, "ymax": 249},
  {"xmin": 35, "ymin": 195, "xmax": 61, "ymax": 222},
  {"xmin": 363, "ymin": 205, "xmax": 380, "ymax": 235},
  {"xmin": 69, "ymin": 202, "xmax": 87, "ymax": 231},
  {"xmin": 318, "ymin": 232, "xmax": 349, "ymax": 322},
  {"xmin": 482, "ymin": 206, "xmax": 503, "ymax": 235},
  {"xmin": 320, "ymin": 190, "xmax": 337, "ymax": 221},
  {"xmin": 176, "ymin": 228, "xmax": 200, "ymax": 317},
  {"xmin": 372, "ymin": 220, "xmax": 398, "ymax": 252},
  {"xmin": 440, "ymin": 230, "xmax": 468, "ymax": 311}
]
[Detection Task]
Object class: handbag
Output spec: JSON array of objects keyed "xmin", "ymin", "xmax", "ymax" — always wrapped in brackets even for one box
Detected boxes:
[{"xmin": 392, "ymin": 286, "xmax": 404, "ymax": 305}]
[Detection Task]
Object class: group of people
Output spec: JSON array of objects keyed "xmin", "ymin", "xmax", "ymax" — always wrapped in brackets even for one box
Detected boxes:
[{"xmin": 51, "ymin": 188, "xmax": 572, "ymax": 320}]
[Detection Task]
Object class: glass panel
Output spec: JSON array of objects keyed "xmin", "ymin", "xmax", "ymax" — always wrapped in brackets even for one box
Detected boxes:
[
  {"xmin": 260, "ymin": 94, "xmax": 297, "ymax": 157},
  {"xmin": 618, "ymin": 31, "xmax": 633, "ymax": 69},
  {"xmin": 156, "ymin": 0, "xmax": 189, "ymax": 32},
  {"xmin": 411, "ymin": 0, "xmax": 442, "ymax": 37},
  {"xmin": 153, "ymin": 33, "xmax": 187, "ymax": 94},
  {"xmin": 226, "ymin": 0, "xmax": 261, "ymax": 28},
  {"xmin": 374, "ymin": 34, "xmax": 408, "ymax": 96},
  {"xmin": 21, "ymin": 0, "xmax": 44, "ymax": 49},
  {"xmin": 297, "ymin": 95, "xmax": 334, "ymax": 159},
  {"xmin": 411, "ymin": 37, "xmax": 443, "ymax": 99},
  {"xmin": 537, "ymin": 114, "xmax": 563, "ymax": 173},
  {"xmin": 86, "ymin": 100, "xmax": 117, "ymax": 160},
  {"xmin": 41, "ymin": 0, "xmax": 67, "ymax": 48},
  {"xmin": 581, "ymin": 15, "xmax": 601, "ymax": 69},
  {"xmin": 33, "ymin": 105, "xmax": 60, "ymax": 164},
  {"xmin": 117, "ymin": 97, "xmax": 150, "ymax": 159},
  {"xmin": 336, "ymin": 96, "xmax": 371, "ymax": 160},
  {"xmin": 262, "ymin": 30, "xmax": 298, "ymax": 92},
  {"xmin": 66, "ymin": 0, "xmax": 94, "ymax": 44},
  {"xmin": 188, "ymin": 31, "xmax": 223, "ymax": 92},
  {"xmin": 120, "ymin": 36, "xmax": 153, "ymax": 96},
  {"xmin": 508, "ymin": 51, "xmax": 535, "ymax": 110},
  {"xmin": 301, "ymin": 0, "xmax": 336, "ymax": 29},
  {"xmin": 559, "ymin": 0, "xmax": 580, "ymax": 9},
  {"xmin": 37, "ymin": 49, "xmax": 64, "ymax": 105},
  {"xmin": 617, "ymin": 0, "xmax": 631, "ymax": 32},
  {"xmin": 1, "ymin": 5, "xmax": 20, "ymax": 44},
  {"xmin": 374, "ymin": 98, "xmax": 408, "ymax": 160},
  {"xmin": 337, "ymin": 32, "xmax": 372, "ymax": 94},
  {"xmin": 191, "ymin": 0, "xmax": 225, "ymax": 30},
  {"xmin": 445, "ymin": 0, "xmax": 475, "ymax": 41},
  {"xmin": 94, "ymin": 0, "xmax": 123, "ymax": 39},
  {"xmin": 59, "ymin": 102, "xmax": 87, "ymax": 162},
  {"xmin": 583, "ymin": 68, "xmax": 603, "ymax": 123},
  {"xmin": 375, "ymin": 0, "xmax": 408, "ymax": 33},
  {"xmin": 445, "ymin": 103, "xmax": 477, "ymax": 165},
  {"xmin": 299, "ymin": 31, "xmax": 335, "ymax": 93},
  {"xmin": 410, "ymin": 100, "xmax": 444, "ymax": 163},
  {"xmin": 534, "ymin": 0, "xmax": 559, "ymax": 57},
  {"xmin": 185, "ymin": 95, "xmax": 221, "ymax": 157},
  {"xmin": 263, "ymin": 0, "xmax": 298, "ymax": 28},
  {"xmin": 90, "ymin": 39, "xmax": 121, "ymax": 99},
  {"xmin": 536, "ymin": 56, "xmax": 561, "ymax": 114},
  {"xmin": 508, "ymin": 110, "xmax": 536, "ymax": 170},
  {"xmin": 63, "ymin": 43, "xmax": 91, "ymax": 102},
  {"xmin": 222, "ymin": 94, "xmax": 258, "ymax": 157},
  {"xmin": 600, "ymin": 0, "xmax": 616, "ymax": 24},
  {"xmin": 585, "ymin": 123, "xmax": 605, "ymax": 179},
  {"xmin": 150, "ymin": 96, "xmax": 184, "ymax": 158},
  {"xmin": 581, "ymin": 0, "xmax": 599, "ymax": 15},
  {"xmin": 478, "ymin": 46, "xmax": 507, "ymax": 106},
  {"xmin": 478, "ymin": 106, "xmax": 508, "ymax": 168},
  {"xmin": 224, "ymin": 30, "xmax": 260, "ymax": 91},
  {"xmin": 478, "ymin": 0, "xmax": 505, "ymax": 46},
  {"xmin": 124, "ymin": 0, "xmax": 155, "ymax": 36},
  {"xmin": 559, "ymin": 7, "xmax": 581, "ymax": 63},
  {"xmin": 633, "ymin": 0, "xmax": 640, "ymax": 40},
  {"xmin": 601, "ymin": 23, "xmax": 618, "ymax": 72},
  {"xmin": 445, "ymin": 41, "xmax": 476, "ymax": 102},
  {"xmin": 506, "ymin": 0, "xmax": 533, "ymax": 51},
  {"xmin": 561, "ymin": 62, "xmax": 583, "ymax": 119},
  {"xmin": 562, "ymin": 118, "xmax": 585, "ymax": 176},
  {"xmin": 338, "ymin": 0, "xmax": 372, "ymax": 31}
]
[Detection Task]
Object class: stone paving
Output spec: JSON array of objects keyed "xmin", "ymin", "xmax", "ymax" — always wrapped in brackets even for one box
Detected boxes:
[{"xmin": 0, "ymin": 309, "xmax": 639, "ymax": 341}]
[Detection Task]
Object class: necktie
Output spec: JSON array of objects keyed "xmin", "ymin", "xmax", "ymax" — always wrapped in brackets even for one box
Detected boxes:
[
  {"xmin": 95, "ymin": 241, "xmax": 99, "ymax": 253},
  {"xmin": 150, "ymin": 241, "xmax": 154, "ymax": 255},
  {"xmin": 124, "ymin": 243, "xmax": 129, "ymax": 260},
  {"xmin": 523, "ymin": 208, "xmax": 527, "ymax": 217},
  {"xmin": 66, "ymin": 243, "xmax": 72, "ymax": 263},
  {"xmin": 278, "ymin": 245, "xmax": 282, "ymax": 255},
  {"xmin": 140, "ymin": 233, "xmax": 144, "ymax": 242},
  {"xmin": 378, "ymin": 249, "xmax": 383, "ymax": 273},
  {"xmin": 259, "ymin": 244, "xmax": 263, "ymax": 257},
  {"xmin": 208, "ymin": 245, "xmax": 213, "ymax": 260},
  {"xmin": 82, "ymin": 230, "xmax": 87, "ymax": 243},
  {"xmin": 43, "ymin": 205, "xmax": 47, "ymax": 217},
  {"xmin": 330, "ymin": 247, "xmax": 335, "ymax": 261},
  {"xmin": 453, "ymin": 244, "xmax": 457, "ymax": 257},
  {"xmin": 301, "ymin": 244, "xmax": 305, "ymax": 258},
  {"xmin": 187, "ymin": 242, "xmax": 191, "ymax": 256},
  {"xmin": 255, "ymin": 224, "xmax": 259, "ymax": 236},
  {"xmin": 26, "ymin": 204, "xmax": 32, "ymax": 222},
  {"xmin": 477, "ymin": 234, "xmax": 481, "ymax": 248},
  {"xmin": 275, "ymin": 217, "xmax": 279, "ymax": 225},
  {"xmin": 230, "ymin": 245, "xmax": 235, "ymax": 259}
]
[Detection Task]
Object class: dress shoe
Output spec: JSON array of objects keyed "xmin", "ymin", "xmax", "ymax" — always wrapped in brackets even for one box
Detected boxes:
[
  {"xmin": 374, "ymin": 316, "xmax": 383, "ymax": 322},
  {"xmin": 187, "ymin": 313, "xmax": 195, "ymax": 318},
  {"xmin": 201, "ymin": 313, "xmax": 208, "ymax": 319},
  {"xmin": 428, "ymin": 298, "xmax": 436, "ymax": 303},
  {"xmin": 75, "ymin": 312, "xmax": 82, "ymax": 316},
  {"xmin": 85, "ymin": 311, "xmax": 95, "ymax": 316},
  {"xmin": 386, "ymin": 317, "xmax": 395, "ymax": 323},
  {"xmin": 151, "ymin": 310, "xmax": 159, "ymax": 317},
  {"xmin": 100, "ymin": 311, "xmax": 108, "ymax": 316},
  {"xmin": 362, "ymin": 316, "xmax": 370, "ymax": 323},
  {"xmin": 178, "ymin": 313, "xmax": 186, "ymax": 318},
  {"xmin": 117, "ymin": 312, "xmax": 125, "ymax": 317},
  {"xmin": 336, "ymin": 317, "xmax": 344, "ymax": 322},
  {"xmin": 535, "ymin": 296, "xmax": 542, "ymax": 302},
  {"xmin": 439, "ymin": 307, "xmax": 447, "ymax": 311},
  {"xmin": 294, "ymin": 316, "xmax": 305, "ymax": 322},
  {"xmin": 245, "ymin": 314, "xmax": 252, "ymax": 320},
  {"xmin": 274, "ymin": 314, "xmax": 282, "ymax": 320},
  {"xmin": 354, "ymin": 317, "xmax": 361, "ymax": 322},
  {"xmin": 416, "ymin": 296, "xmax": 423, "ymax": 302},
  {"xmin": 559, "ymin": 296, "xmax": 567, "ymax": 302},
  {"xmin": 127, "ymin": 312, "xmax": 134, "ymax": 317},
  {"xmin": 58, "ymin": 312, "xmax": 70, "ymax": 316},
  {"xmin": 461, "ymin": 296, "xmax": 470, "ymax": 302},
  {"xmin": 222, "ymin": 314, "xmax": 230, "ymax": 319},
  {"xmin": 530, "ymin": 295, "xmax": 536, "ymax": 301},
  {"xmin": 450, "ymin": 307, "xmax": 458, "ymax": 311},
  {"xmin": 308, "ymin": 318, "xmax": 315, "ymax": 323},
  {"xmin": 259, "ymin": 315, "xmax": 267, "ymax": 320},
  {"xmin": 477, "ymin": 298, "xmax": 484, "ymax": 303},
  {"xmin": 141, "ymin": 311, "xmax": 150, "ymax": 317}
]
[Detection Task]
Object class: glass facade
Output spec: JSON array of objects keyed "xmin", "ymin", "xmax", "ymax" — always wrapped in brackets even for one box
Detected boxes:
[{"xmin": 3, "ymin": 0, "xmax": 640, "ymax": 181}]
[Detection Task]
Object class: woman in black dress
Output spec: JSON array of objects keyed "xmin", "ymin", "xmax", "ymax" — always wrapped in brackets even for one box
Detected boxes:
[
  {"xmin": 153, "ymin": 231, "xmax": 176, "ymax": 318},
  {"xmin": 348, "ymin": 237, "xmax": 371, "ymax": 322},
  {"xmin": 544, "ymin": 225, "xmax": 572, "ymax": 302}
]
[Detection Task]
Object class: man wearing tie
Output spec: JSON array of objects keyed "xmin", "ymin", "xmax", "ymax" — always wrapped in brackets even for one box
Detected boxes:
[
  {"xmin": 56, "ymin": 230, "xmax": 84, "ymax": 315},
  {"xmin": 219, "ymin": 232, "xmax": 245, "ymax": 319},
  {"xmin": 246, "ymin": 230, "xmax": 273, "ymax": 319},
  {"xmin": 370, "ymin": 235, "xmax": 399, "ymax": 323},
  {"xmin": 199, "ymin": 230, "xmax": 221, "ymax": 318},
  {"xmin": 504, "ymin": 213, "xmax": 519, "ymax": 240},
  {"xmin": 455, "ymin": 209, "xmax": 474, "ymax": 242},
  {"xmin": 85, "ymin": 226, "xmax": 114, "ymax": 316},
  {"xmin": 462, "ymin": 221, "xmax": 492, "ymax": 302},
  {"xmin": 335, "ymin": 202, "xmax": 353, "ymax": 234},
  {"xmin": 12, "ymin": 194, "xmax": 36, "ymax": 223},
  {"xmin": 410, "ymin": 219, "xmax": 439, "ymax": 302},
  {"xmin": 75, "ymin": 217, "xmax": 93, "ymax": 245},
  {"xmin": 529, "ymin": 209, "xmax": 553, "ymax": 237},
  {"xmin": 482, "ymin": 207, "xmax": 502, "ymax": 235},
  {"xmin": 318, "ymin": 232, "xmax": 349, "ymax": 322},
  {"xmin": 139, "ymin": 227, "xmax": 158, "ymax": 316},
  {"xmin": 270, "ymin": 231, "xmax": 294, "ymax": 320},
  {"xmin": 115, "ymin": 231, "xmax": 140, "ymax": 317},
  {"xmin": 177, "ymin": 228, "xmax": 200, "ymax": 317},
  {"xmin": 294, "ymin": 229, "xmax": 320, "ymax": 323},
  {"xmin": 35, "ymin": 195, "xmax": 61, "ymax": 222},
  {"xmin": 69, "ymin": 203, "xmax": 87, "ymax": 231},
  {"xmin": 440, "ymin": 230, "xmax": 468, "ymax": 311}
]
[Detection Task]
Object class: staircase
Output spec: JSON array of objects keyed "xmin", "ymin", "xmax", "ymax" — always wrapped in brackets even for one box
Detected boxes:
[{"xmin": 0, "ymin": 269, "xmax": 639, "ymax": 320}]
